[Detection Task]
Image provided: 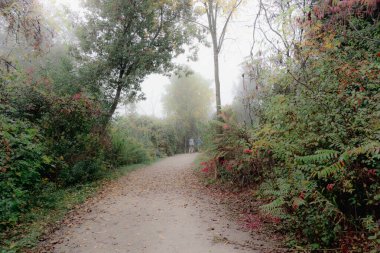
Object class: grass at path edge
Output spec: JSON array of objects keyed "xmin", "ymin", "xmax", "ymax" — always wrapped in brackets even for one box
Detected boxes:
[{"xmin": 0, "ymin": 162, "xmax": 149, "ymax": 253}]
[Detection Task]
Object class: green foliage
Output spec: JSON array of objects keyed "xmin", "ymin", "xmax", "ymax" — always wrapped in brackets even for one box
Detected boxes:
[
  {"xmin": 202, "ymin": 5, "xmax": 380, "ymax": 250},
  {"xmin": 259, "ymin": 196, "xmax": 286, "ymax": 218},
  {"xmin": 0, "ymin": 79, "xmax": 155, "ymax": 251},
  {"xmin": 58, "ymin": 158, "xmax": 105, "ymax": 186},
  {"xmin": 0, "ymin": 72, "xmax": 110, "ymax": 233},
  {"xmin": 0, "ymin": 0, "xmax": 201, "ymax": 251},
  {"xmin": 0, "ymin": 115, "xmax": 45, "ymax": 229},
  {"xmin": 295, "ymin": 150, "xmax": 339, "ymax": 164},
  {"xmin": 0, "ymin": 162, "xmax": 145, "ymax": 252},
  {"xmin": 0, "ymin": 58, "xmax": 159, "ymax": 250},
  {"xmin": 162, "ymin": 70, "xmax": 213, "ymax": 152},
  {"xmin": 41, "ymin": 93, "xmax": 106, "ymax": 178},
  {"xmin": 202, "ymin": 110, "xmax": 274, "ymax": 186},
  {"xmin": 78, "ymin": 0, "xmax": 202, "ymax": 121},
  {"xmin": 112, "ymin": 114, "xmax": 180, "ymax": 159},
  {"xmin": 109, "ymin": 130, "xmax": 152, "ymax": 166},
  {"xmin": 163, "ymin": 71, "xmax": 213, "ymax": 121}
]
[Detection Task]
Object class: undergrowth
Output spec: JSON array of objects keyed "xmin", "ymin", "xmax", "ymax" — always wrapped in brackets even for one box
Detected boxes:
[{"xmin": 0, "ymin": 163, "xmax": 146, "ymax": 253}]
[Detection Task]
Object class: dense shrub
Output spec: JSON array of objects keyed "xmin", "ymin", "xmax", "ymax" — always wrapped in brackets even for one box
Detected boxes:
[
  {"xmin": 0, "ymin": 73, "xmax": 148, "ymax": 235},
  {"xmin": 202, "ymin": 6, "xmax": 380, "ymax": 250},
  {"xmin": 0, "ymin": 112, "xmax": 46, "ymax": 229},
  {"xmin": 41, "ymin": 93, "xmax": 106, "ymax": 182},
  {"xmin": 58, "ymin": 158, "xmax": 105, "ymax": 186},
  {"xmin": 0, "ymin": 65, "xmax": 183, "ymax": 239},
  {"xmin": 109, "ymin": 130, "xmax": 152, "ymax": 166},
  {"xmin": 0, "ymin": 0, "xmax": 200, "ymax": 249},
  {"xmin": 202, "ymin": 112, "xmax": 273, "ymax": 187},
  {"xmin": 113, "ymin": 115, "xmax": 181, "ymax": 158}
]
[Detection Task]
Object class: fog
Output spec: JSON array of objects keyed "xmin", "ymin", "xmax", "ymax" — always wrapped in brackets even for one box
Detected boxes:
[{"xmin": 44, "ymin": 0, "xmax": 257, "ymax": 118}]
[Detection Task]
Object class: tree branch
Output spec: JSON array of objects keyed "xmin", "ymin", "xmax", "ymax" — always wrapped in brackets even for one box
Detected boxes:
[
  {"xmin": 260, "ymin": 0, "xmax": 290, "ymax": 57},
  {"xmin": 182, "ymin": 18, "xmax": 209, "ymax": 30},
  {"xmin": 217, "ymin": 0, "xmax": 243, "ymax": 53},
  {"xmin": 250, "ymin": 2, "xmax": 262, "ymax": 59}
]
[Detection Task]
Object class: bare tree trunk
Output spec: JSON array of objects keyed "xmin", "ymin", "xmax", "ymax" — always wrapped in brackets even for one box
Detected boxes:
[
  {"xmin": 206, "ymin": 0, "xmax": 222, "ymax": 117},
  {"xmin": 204, "ymin": 0, "xmax": 242, "ymax": 116},
  {"xmin": 212, "ymin": 33, "xmax": 222, "ymax": 115}
]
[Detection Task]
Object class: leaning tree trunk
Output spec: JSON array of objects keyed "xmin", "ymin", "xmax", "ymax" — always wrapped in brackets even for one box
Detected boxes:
[
  {"xmin": 104, "ymin": 84, "xmax": 122, "ymax": 127},
  {"xmin": 104, "ymin": 64, "xmax": 128, "ymax": 127}
]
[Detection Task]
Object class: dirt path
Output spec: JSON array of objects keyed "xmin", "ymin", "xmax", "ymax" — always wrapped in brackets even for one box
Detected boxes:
[{"xmin": 43, "ymin": 154, "xmax": 276, "ymax": 253}]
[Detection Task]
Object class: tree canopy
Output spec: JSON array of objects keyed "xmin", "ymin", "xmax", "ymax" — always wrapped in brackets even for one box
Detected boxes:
[
  {"xmin": 163, "ymin": 70, "xmax": 213, "ymax": 149},
  {"xmin": 1, "ymin": 1, "xmax": 379, "ymax": 251},
  {"xmin": 194, "ymin": 0, "xmax": 243, "ymax": 114},
  {"xmin": 78, "ymin": 0, "xmax": 202, "ymax": 123}
]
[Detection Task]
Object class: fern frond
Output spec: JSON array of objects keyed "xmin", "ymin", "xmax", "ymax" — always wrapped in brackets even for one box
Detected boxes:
[
  {"xmin": 292, "ymin": 197, "xmax": 306, "ymax": 207},
  {"xmin": 260, "ymin": 197, "xmax": 286, "ymax": 217},
  {"xmin": 315, "ymin": 161, "xmax": 345, "ymax": 179},
  {"xmin": 346, "ymin": 142, "xmax": 380, "ymax": 156},
  {"xmin": 261, "ymin": 178, "xmax": 291, "ymax": 197},
  {"xmin": 337, "ymin": 142, "xmax": 380, "ymax": 162},
  {"xmin": 295, "ymin": 150, "xmax": 339, "ymax": 164}
]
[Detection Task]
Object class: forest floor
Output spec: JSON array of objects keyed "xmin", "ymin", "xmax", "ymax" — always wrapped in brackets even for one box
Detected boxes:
[{"xmin": 37, "ymin": 153, "xmax": 283, "ymax": 253}]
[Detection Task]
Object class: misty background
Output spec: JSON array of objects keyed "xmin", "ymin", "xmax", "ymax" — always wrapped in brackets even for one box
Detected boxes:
[{"xmin": 45, "ymin": 0, "xmax": 257, "ymax": 118}]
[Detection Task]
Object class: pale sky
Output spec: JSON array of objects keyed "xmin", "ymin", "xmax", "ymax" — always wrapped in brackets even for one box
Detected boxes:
[
  {"xmin": 137, "ymin": 2, "xmax": 257, "ymax": 117},
  {"xmin": 43, "ymin": 0, "xmax": 257, "ymax": 118}
]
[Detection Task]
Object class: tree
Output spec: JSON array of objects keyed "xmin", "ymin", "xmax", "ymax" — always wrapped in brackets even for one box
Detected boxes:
[
  {"xmin": 0, "ymin": 0, "xmax": 50, "ymax": 72},
  {"xmin": 195, "ymin": 0, "xmax": 243, "ymax": 115},
  {"xmin": 232, "ymin": 60, "xmax": 269, "ymax": 127},
  {"xmin": 0, "ymin": 0, "xmax": 45, "ymax": 45},
  {"xmin": 78, "ymin": 0, "xmax": 201, "ymax": 125},
  {"xmin": 162, "ymin": 70, "xmax": 213, "ymax": 150}
]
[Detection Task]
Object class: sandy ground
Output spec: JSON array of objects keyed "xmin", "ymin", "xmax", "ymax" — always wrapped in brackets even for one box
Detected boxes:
[{"xmin": 42, "ymin": 154, "xmax": 277, "ymax": 253}]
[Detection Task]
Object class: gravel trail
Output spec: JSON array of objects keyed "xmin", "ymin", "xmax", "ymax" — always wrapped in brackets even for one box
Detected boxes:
[{"xmin": 45, "ymin": 154, "xmax": 275, "ymax": 253}]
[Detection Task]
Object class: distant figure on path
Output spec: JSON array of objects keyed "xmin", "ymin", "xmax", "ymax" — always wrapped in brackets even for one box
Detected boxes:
[
  {"xmin": 188, "ymin": 138, "xmax": 195, "ymax": 153},
  {"xmin": 196, "ymin": 137, "xmax": 202, "ymax": 151}
]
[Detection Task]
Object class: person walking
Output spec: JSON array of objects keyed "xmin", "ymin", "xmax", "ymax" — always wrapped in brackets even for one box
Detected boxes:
[
  {"xmin": 188, "ymin": 138, "xmax": 195, "ymax": 153},
  {"xmin": 195, "ymin": 137, "xmax": 202, "ymax": 152}
]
